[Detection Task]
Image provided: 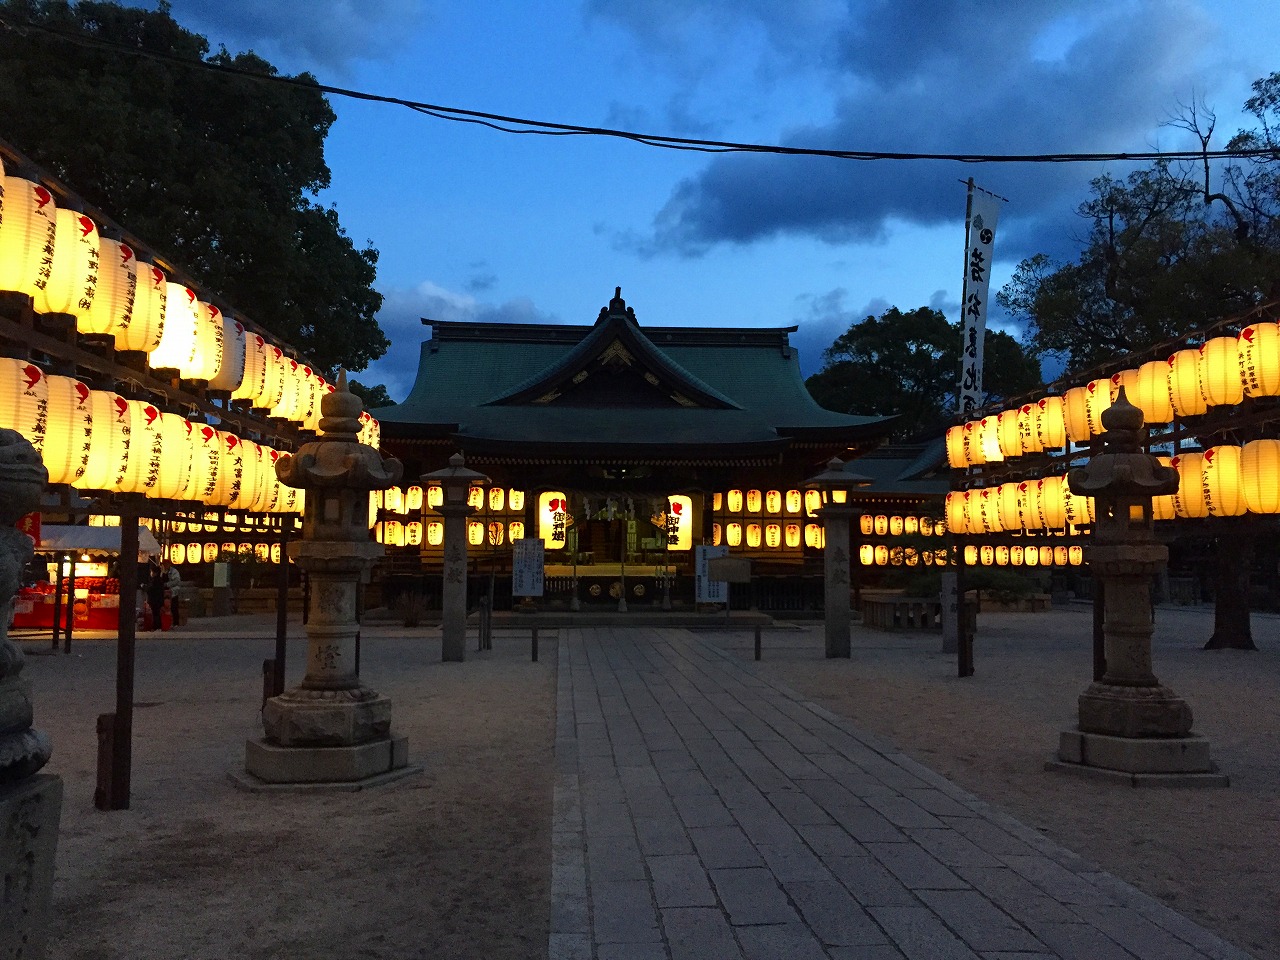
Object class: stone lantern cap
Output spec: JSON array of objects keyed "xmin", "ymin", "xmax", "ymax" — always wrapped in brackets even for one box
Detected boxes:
[
  {"xmin": 420, "ymin": 452, "xmax": 490, "ymax": 497},
  {"xmin": 803, "ymin": 456, "xmax": 873, "ymax": 493},
  {"xmin": 1066, "ymin": 388, "xmax": 1177, "ymax": 500},
  {"xmin": 276, "ymin": 370, "xmax": 402, "ymax": 492}
]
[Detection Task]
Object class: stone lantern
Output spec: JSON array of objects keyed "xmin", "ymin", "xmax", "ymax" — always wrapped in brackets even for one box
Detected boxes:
[
  {"xmin": 1051, "ymin": 388, "xmax": 1226, "ymax": 784},
  {"xmin": 243, "ymin": 373, "xmax": 412, "ymax": 787},
  {"xmin": 804, "ymin": 457, "xmax": 871, "ymax": 659},
  {"xmin": 0, "ymin": 428, "xmax": 61, "ymax": 958},
  {"xmin": 420, "ymin": 453, "xmax": 490, "ymax": 663}
]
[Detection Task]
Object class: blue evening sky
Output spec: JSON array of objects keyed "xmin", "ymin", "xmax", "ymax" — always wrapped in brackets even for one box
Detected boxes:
[{"xmin": 140, "ymin": 1, "xmax": 1279, "ymax": 401}]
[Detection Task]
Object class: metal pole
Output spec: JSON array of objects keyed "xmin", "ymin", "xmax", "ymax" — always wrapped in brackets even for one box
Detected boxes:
[
  {"xmin": 109, "ymin": 505, "xmax": 140, "ymax": 809},
  {"xmin": 273, "ymin": 517, "xmax": 289, "ymax": 696},
  {"xmin": 63, "ymin": 552, "xmax": 77, "ymax": 654},
  {"xmin": 50, "ymin": 551, "xmax": 64, "ymax": 651}
]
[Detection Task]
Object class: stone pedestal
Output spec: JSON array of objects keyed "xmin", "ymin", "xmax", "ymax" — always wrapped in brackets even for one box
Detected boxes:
[
  {"xmin": 1, "ymin": 775, "xmax": 62, "ymax": 959},
  {"xmin": 820, "ymin": 505, "xmax": 854, "ymax": 659},
  {"xmin": 439, "ymin": 501, "xmax": 472, "ymax": 663}
]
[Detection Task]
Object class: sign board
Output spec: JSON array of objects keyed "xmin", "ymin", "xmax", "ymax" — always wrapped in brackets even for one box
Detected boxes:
[
  {"xmin": 706, "ymin": 555, "xmax": 751, "ymax": 583},
  {"xmin": 16, "ymin": 511, "xmax": 39, "ymax": 547},
  {"xmin": 512, "ymin": 537, "xmax": 545, "ymax": 597},
  {"xmin": 212, "ymin": 561, "xmax": 230, "ymax": 588},
  {"xmin": 696, "ymin": 545, "xmax": 729, "ymax": 603},
  {"xmin": 940, "ymin": 571, "xmax": 959, "ymax": 654}
]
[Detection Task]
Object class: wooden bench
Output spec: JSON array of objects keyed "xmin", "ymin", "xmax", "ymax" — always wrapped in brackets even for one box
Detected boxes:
[{"xmin": 860, "ymin": 596, "xmax": 943, "ymax": 631}]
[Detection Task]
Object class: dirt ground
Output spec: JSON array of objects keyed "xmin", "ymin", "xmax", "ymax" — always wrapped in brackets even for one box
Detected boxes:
[
  {"xmin": 707, "ymin": 603, "xmax": 1280, "ymax": 960},
  {"xmin": 22, "ymin": 617, "xmax": 556, "ymax": 960}
]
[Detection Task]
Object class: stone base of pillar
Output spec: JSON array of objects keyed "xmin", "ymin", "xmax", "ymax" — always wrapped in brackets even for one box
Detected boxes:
[
  {"xmin": 262, "ymin": 688, "xmax": 391, "ymax": 747},
  {"xmin": 239, "ymin": 734, "xmax": 415, "ymax": 790},
  {"xmin": 1077, "ymin": 681, "xmax": 1193, "ymax": 738},
  {"xmin": 1, "ymin": 774, "xmax": 62, "ymax": 959},
  {"xmin": 1048, "ymin": 730, "xmax": 1228, "ymax": 787}
]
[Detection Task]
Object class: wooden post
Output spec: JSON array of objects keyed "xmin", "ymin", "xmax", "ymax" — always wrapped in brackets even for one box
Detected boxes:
[
  {"xmin": 109, "ymin": 504, "xmax": 140, "ymax": 809},
  {"xmin": 273, "ymin": 518, "xmax": 289, "ymax": 696},
  {"xmin": 753, "ymin": 624, "xmax": 762, "ymax": 661}
]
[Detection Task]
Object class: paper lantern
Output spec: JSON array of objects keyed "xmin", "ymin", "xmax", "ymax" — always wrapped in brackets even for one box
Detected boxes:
[
  {"xmin": 426, "ymin": 485, "xmax": 444, "ymax": 509},
  {"xmin": 1198, "ymin": 337, "xmax": 1243, "ymax": 407},
  {"xmin": 712, "ymin": 492, "xmax": 723, "ymax": 511},
  {"xmin": 203, "ymin": 543, "xmax": 220, "ymax": 563},
  {"xmin": 510, "ymin": 520, "xmax": 525, "ymax": 540},
  {"xmin": 979, "ymin": 545, "xmax": 995, "ymax": 566},
  {"xmin": 1201, "ymin": 446, "xmax": 1246, "ymax": 517},
  {"xmin": 994, "ymin": 546, "xmax": 1009, "ymax": 566},
  {"xmin": 727, "ymin": 522, "xmax": 743, "ymax": 547},
  {"xmin": 488, "ymin": 486, "xmax": 504, "ymax": 512},
  {"xmin": 1108, "ymin": 368, "xmax": 1140, "ymax": 403},
  {"xmin": 34, "ymin": 208, "xmax": 98, "ymax": 321},
  {"xmin": 232, "ymin": 439, "xmax": 267, "ymax": 511},
  {"xmin": 254, "ymin": 543, "xmax": 270, "ymax": 561},
  {"xmin": 467, "ymin": 485, "xmax": 484, "ymax": 509},
  {"xmin": 269, "ymin": 357, "xmax": 301, "ymax": 420},
  {"xmin": 804, "ymin": 489, "xmax": 822, "ymax": 516},
  {"xmin": 1016, "ymin": 404, "xmax": 1042, "ymax": 454},
  {"xmin": 1009, "ymin": 546, "xmax": 1023, "ymax": 566},
  {"xmin": 74, "ymin": 389, "xmax": 129, "ymax": 491},
  {"xmin": 84, "ymin": 238, "xmax": 137, "ymax": 337},
  {"xmin": 150, "ymin": 283, "xmax": 201, "ymax": 374},
  {"xmin": 209, "ymin": 314, "xmax": 246, "ymax": 393},
  {"xmin": 42, "ymin": 374, "xmax": 91, "ymax": 485},
  {"xmin": 1168, "ymin": 350, "xmax": 1208, "ymax": 417},
  {"xmin": 1053, "ymin": 546, "xmax": 1068, "ymax": 566},
  {"xmin": 859, "ymin": 544, "xmax": 874, "ymax": 565},
  {"xmin": 784, "ymin": 523, "xmax": 801, "ymax": 548},
  {"xmin": 945, "ymin": 491, "xmax": 972, "ymax": 535},
  {"xmin": 0, "ymin": 358, "xmax": 48, "ymax": 452},
  {"xmin": 1084, "ymin": 379, "xmax": 1111, "ymax": 436},
  {"xmin": 1241, "ymin": 439, "xmax": 1280, "ymax": 513},
  {"xmin": 997, "ymin": 482, "xmax": 1026, "ymax": 532},
  {"xmin": 764, "ymin": 490, "xmax": 782, "ymax": 514},
  {"xmin": 405, "ymin": 486, "xmax": 424, "ymax": 511},
  {"xmin": 234, "ymin": 333, "xmax": 269, "ymax": 402},
  {"xmin": 712, "ymin": 523, "xmax": 722, "ymax": 546},
  {"xmin": 762, "ymin": 523, "xmax": 780, "ymax": 548},
  {"xmin": 996, "ymin": 409, "xmax": 1022, "ymax": 459},
  {"xmin": 116, "ymin": 261, "xmax": 165, "ymax": 353},
  {"xmin": 904, "ymin": 516, "xmax": 918, "ymax": 535},
  {"xmin": 666, "ymin": 495, "xmax": 693, "ymax": 550},
  {"xmin": 727, "ymin": 489, "xmax": 743, "ymax": 512},
  {"xmin": 538, "ymin": 491, "xmax": 570, "ymax": 549},
  {"xmin": 961, "ymin": 421, "xmax": 985, "ymax": 465},
  {"xmin": 963, "ymin": 545, "xmax": 978, "ymax": 565},
  {"xmin": 859, "ymin": 515, "xmax": 874, "ymax": 536},
  {"xmin": 185, "ymin": 542, "xmax": 201, "ymax": 564},
  {"xmin": 182, "ymin": 423, "xmax": 223, "ymax": 503},
  {"xmin": 384, "ymin": 486, "xmax": 404, "ymax": 514},
  {"xmin": 945, "ymin": 425, "xmax": 968, "ymax": 468},
  {"xmin": 294, "ymin": 365, "xmax": 317, "ymax": 427},
  {"xmin": 1035, "ymin": 396, "xmax": 1066, "ymax": 449},
  {"xmin": 427, "ymin": 521, "xmax": 444, "ymax": 546},
  {"xmin": 1169, "ymin": 453, "xmax": 1208, "ymax": 518},
  {"xmin": 978, "ymin": 416, "xmax": 1003, "ymax": 463},
  {"xmin": 1134, "ymin": 360, "xmax": 1173, "ymax": 424},
  {"xmin": 973, "ymin": 487, "xmax": 1003, "ymax": 534},
  {"xmin": 405, "ymin": 521, "xmax": 423, "ymax": 546},
  {"xmin": 1063, "ymin": 385, "xmax": 1091, "ymax": 442},
  {"xmin": 1037, "ymin": 476, "xmax": 1067, "ymax": 530},
  {"xmin": 0, "ymin": 176, "xmax": 57, "ymax": 298},
  {"xmin": 919, "ymin": 516, "xmax": 934, "ymax": 536},
  {"xmin": 1151, "ymin": 456, "xmax": 1177, "ymax": 521},
  {"xmin": 746, "ymin": 489, "xmax": 762, "ymax": 512},
  {"xmin": 875, "ymin": 545, "xmax": 889, "ymax": 565},
  {"xmin": 785, "ymin": 489, "xmax": 802, "ymax": 513},
  {"xmin": 873, "ymin": 515, "xmax": 888, "ymax": 536},
  {"xmin": 487, "ymin": 521, "xmax": 504, "ymax": 546},
  {"xmin": 258, "ymin": 343, "xmax": 288, "ymax": 411},
  {"xmin": 1238, "ymin": 323, "xmax": 1280, "ymax": 397},
  {"xmin": 889, "ymin": 515, "xmax": 904, "ymax": 536},
  {"xmin": 117, "ymin": 399, "xmax": 164, "ymax": 495},
  {"xmin": 746, "ymin": 523, "xmax": 762, "ymax": 548},
  {"xmin": 1069, "ymin": 545, "xmax": 1084, "ymax": 565},
  {"xmin": 508, "ymin": 489, "xmax": 525, "ymax": 512},
  {"xmin": 1062, "ymin": 481, "xmax": 1094, "ymax": 527}
]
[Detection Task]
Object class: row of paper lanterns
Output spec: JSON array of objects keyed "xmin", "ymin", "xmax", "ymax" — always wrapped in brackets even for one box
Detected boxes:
[
  {"xmin": 167, "ymin": 541, "xmax": 287, "ymax": 565},
  {"xmin": 0, "ymin": 357, "xmax": 302, "ymax": 511},
  {"xmin": 373, "ymin": 485, "xmax": 527, "ymax": 515},
  {"xmin": 947, "ymin": 439, "xmax": 1280, "ymax": 533},
  {"xmin": 375, "ymin": 520, "xmax": 529, "ymax": 548},
  {"xmin": 0, "ymin": 161, "xmax": 335, "ymax": 427},
  {"xmin": 948, "ymin": 325, "xmax": 1280, "ymax": 468}
]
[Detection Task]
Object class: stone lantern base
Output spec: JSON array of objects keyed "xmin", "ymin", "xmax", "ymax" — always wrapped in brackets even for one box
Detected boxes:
[{"xmin": 236, "ymin": 689, "xmax": 417, "ymax": 792}]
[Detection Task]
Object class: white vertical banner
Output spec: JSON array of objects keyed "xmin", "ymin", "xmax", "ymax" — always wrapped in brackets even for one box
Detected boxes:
[{"xmin": 958, "ymin": 184, "xmax": 1002, "ymax": 417}]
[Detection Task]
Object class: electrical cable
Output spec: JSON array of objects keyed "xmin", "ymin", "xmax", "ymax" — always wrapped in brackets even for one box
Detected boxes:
[{"xmin": 4, "ymin": 13, "xmax": 1279, "ymax": 166}]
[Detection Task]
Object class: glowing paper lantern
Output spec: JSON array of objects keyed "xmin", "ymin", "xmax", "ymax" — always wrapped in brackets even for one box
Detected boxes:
[
  {"xmin": 963, "ymin": 545, "xmax": 978, "ymax": 565},
  {"xmin": 1109, "ymin": 368, "xmax": 1140, "ymax": 403},
  {"xmin": 859, "ymin": 544, "xmax": 874, "ymax": 565},
  {"xmin": 712, "ymin": 523, "xmax": 722, "ymax": 546},
  {"xmin": 1201, "ymin": 446, "xmax": 1246, "ymax": 517},
  {"xmin": 980, "ymin": 545, "xmax": 995, "ymax": 566},
  {"xmin": 0, "ymin": 359, "xmax": 48, "ymax": 452},
  {"xmin": 889, "ymin": 515, "xmax": 904, "ymax": 536},
  {"xmin": 84, "ymin": 238, "xmax": 137, "ymax": 337},
  {"xmin": 1170, "ymin": 453, "xmax": 1208, "ymax": 519},
  {"xmin": 74, "ymin": 390, "xmax": 128, "ymax": 491},
  {"xmin": 467, "ymin": 485, "xmax": 484, "ymax": 509},
  {"xmin": 666, "ymin": 495, "xmax": 693, "ymax": 550},
  {"xmin": 406, "ymin": 486, "xmax": 424, "ymax": 511},
  {"xmin": 538, "ymin": 491, "xmax": 570, "ymax": 549},
  {"xmin": 121, "ymin": 262, "xmax": 167, "ymax": 353},
  {"xmin": 996, "ymin": 409, "xmax": 1022, "ymax": 459},
  {"xmin": 727, "ymin": 522, "xmax": 743, "ymax": 547},
  {"xmin": 785, "ymin": 523, "xmax": 801, "ymax": 548},
  {"xmin": 1168, "ymin": 350, "xmax": 1208, "ymax": 417},
  {"xmin": 1037, "ymin": 476, "xmax": 1067, "ymax": 530},
  {"xmin": 785, "ymin": 489, "xmax": 802, "ymax": 513},
  {"xmin": 764, "ymin": 523, "xmax": 781, "ymax": 548},
  {"xmin": 406, "ymin": 521, "xmax": 423, "ymax": 546},
  {"xmin": 1062, "ymin": 481, "xmax": 1094, "ymax": 528},
  {"xmin": 997, "ymin": 482, "xmax": 1026, "ymax": 532},
  {"xmin": 1053, "ymin": 546, "xmax": 1068, "ymax": 566},
  {"xmin": 1069, "ymin": 545, "xmax": 1084, "ymax": 565},
  {"xmin": 258, "ymin": 343, "xmax": 288, "ymax": 411},
  {"xmin": 859, "ymin": 514, "xmax": 873, "ymax": 535},
  {"xmin": 746, "ymin": 523, "xmax": 762, "ymax": 548},
  {"xmin": 1238, "ymin": 323, "xmax": 1280, "ymax": 397},
  {"xmin": 945, "ymin": 425, "xmax": 968, "ymax": 468},
  {"xmin": 1035, "ymin": 396, "xmax": 1066, "ymax": 449},
  {"xmin": 1241, "ymin": 439, "xmax": 1280, "ymax": 513},
  {"xmin": 186, "ymin": 542, "xmax": 201, "ymax": 564},
  {"xmin": 945, "ymin": 491, "xmax": 972, "ymax": 535},
  {"xmin": 209, "ymin": 314, "xmax": 246, "ymax": 393},
  {"xmin": 509, "ymin": 521, "xmax": 525, "ymax": 540},
  {"xmin": 904, "ymin": 516, "xmax": 918, "ymax": 535},
  {"xmin": 234, "ymin": 333, "xmax": 269, "ymax": 403},
  {"xmin": 727, "ymin": 489, "xmax": 743, "ymax": 512},
  {"xmin": 1134, "ymin": 360, "xmax": 1173, "ymax": 424},
  {"xmin": 384, "ymin": 486, "xmax": 404, "ymax": 514},
  {"xmin": 487, "ymin": 521, "xmax": 504, "ymax": 546},
  {"xmin": 42, "ymin": 374, "xmax": 91, "ymax": 485},
  {"xmin": 1084, "ymin": 379, "xmax": 1111, "ymax": 436},
  {"xmin": 1016, "ymin": 404, "xmax": 1042, "ymax": 454},
  {"xmin": 805, "ymin": 490, "xmax": 822, "ymax": 516},
  {"xmin": 488, "ymin": 487, "xmax": 504, "ymax": 512},
  {"xmin": 1063, "ymin": 385, "xmax": 1091, "ymax": 442},
  {"xmin": 961, "ymin": 421, "xmax": 985, "ymax": 465},
  {"xmin": 1151, "ymin": 456, "xmax": 1177, "ymax": 521},
  {"xmin": 995, "ymin": 546, "xmax": 1009, "ymax": 566},
  {"xmin": 182, "ymin": 423, "xmax": 223, "ymax": 504},
  {"xmin": 1009, "ymin": 546, "xmax": 1023, "ymax": 566},
  {"xmin": 150, "ymin": 283, "xmax": 201, "ymax": 373},
  {"xmin": 973, "ymin": 487, "xmax": 1003, "ymax": 534},
  {"xmin": 763, "ymin": 490, "xmax": 781, "ymax": 514},
  {"xmin": 1198, "ymin": 337, "xmax": 1244, "ymax": 407},
  {"xmin": 34, "ymin": 209, "xmax": 98, "ymax": 321},
  {"xmin": 509, "ymin": 490, "xmax": 525, "ymax": 511},
  {"xmin": 978, "ymin": 416, "xmax": 1003, "ymax": 463},
  {"xmin": 712, "ymin": 492, "xmax": 723, "ymax": 511},
  {"xmin": 427, "ymin": 521, "xmax": 444, "ymax": 546},
  {"xmin": 877, "ymin": 545, "xmax": 891, "ymax": 565},
  {"xmin": 426, "ymin": 485, "xmax": 444, "ymax": 509},
  {"xmin": 117, "ymin": 400, "xmax": 164, "ymax": 495},
  {"xmin": 746, "ymin": 489, "xmax": 762, "ymax": 512},
  {"xmin": 874, "ymin": 515, "xmax": 888, "ymax": 536},
  {"xmin": 0, "ymin": 176, "xmax": 57, "ymax": 298}
]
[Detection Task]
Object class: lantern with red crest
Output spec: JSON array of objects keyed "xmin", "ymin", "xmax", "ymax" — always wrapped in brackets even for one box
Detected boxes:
[
  {"xmin": 42, "ymin": 374, "xmax": 92, "ymax": 485},
  {"xmin": 0, "ymin": 176, "xmax": 57, "ymax": 299},
  {"xmin": 84, "ymin": 238, "xmax": 137, "ymax": 337},
  {"xmin": 124, "ymin": 261, "xmax": 168, "ymax": 353},
  {"xmin": 209, "ymin": 312, "xmax": 246, "ymax": 393},
  {"xmin": 34, "ymin": 209, "xmax": 99, "ymax": 323},
  {"xmin": 0, "ymin": 359, "xmax": 49, "ymax": 454},
  {"xmin": 1238, "ymin": 323, "xmax": 1280, "ymax": 398}
]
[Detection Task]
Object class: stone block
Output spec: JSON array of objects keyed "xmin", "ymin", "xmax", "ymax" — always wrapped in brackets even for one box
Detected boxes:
[
  {"xmin": 262, "ymin": 692, "xmax": 392, "ymax": 747},
  {"xmin": 244, "ymin": 734, "xmax": 407, "ymax": 783},
  {"xmin": 1, "ymin": 774, "xmax": 63, "ymax": 960},
  {"xmin": 1077, "ymin": 682, "xmax": 1193, "ymax": 738},
  {"xmin": 1058, "ymin": 730, "xmax": 1215, "ymax": 773}
]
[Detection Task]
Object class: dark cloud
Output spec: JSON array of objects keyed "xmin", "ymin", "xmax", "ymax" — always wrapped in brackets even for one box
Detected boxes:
[
  {"xmin": 162, "ymin": 0, "xmax": 428, "ymax": 70},
  {"xmin": 619, "ymin": 0, "xmax": 1217, "ymax": 264}
]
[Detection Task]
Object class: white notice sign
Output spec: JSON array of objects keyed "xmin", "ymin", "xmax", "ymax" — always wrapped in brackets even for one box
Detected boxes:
[
  {"xmin": 696, "ymin": 545, "xmax": 729, "ymax": 604},
  {"xmin": 512, "ymin": 537, "xmax": 545, "ymax": 597}
]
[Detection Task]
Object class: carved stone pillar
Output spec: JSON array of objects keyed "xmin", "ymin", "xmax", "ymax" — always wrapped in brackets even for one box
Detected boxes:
[{"xmin": 0, "ymin": 428, "xmax": 63, "ymax": 959}]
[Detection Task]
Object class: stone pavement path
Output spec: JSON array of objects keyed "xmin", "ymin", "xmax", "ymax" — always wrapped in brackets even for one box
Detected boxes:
[{"xmin": 548, "ymin": 627, "xmax": 1254, "ymax": 960}]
